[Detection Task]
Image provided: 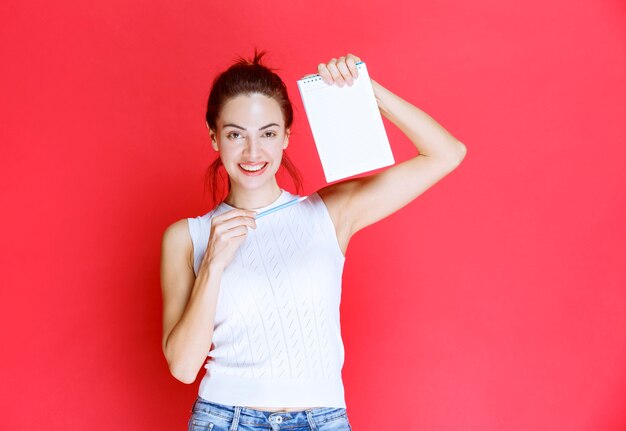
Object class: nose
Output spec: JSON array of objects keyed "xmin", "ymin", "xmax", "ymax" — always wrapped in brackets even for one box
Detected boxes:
[{"xmin": 243, "ymin": 135, "xmax": 261, "ymax": 158}]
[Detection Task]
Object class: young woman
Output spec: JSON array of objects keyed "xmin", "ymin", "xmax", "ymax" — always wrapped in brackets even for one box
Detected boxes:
[{"xmin": 161, "ymin": 51, "xmax": 466, "ymax": 431}]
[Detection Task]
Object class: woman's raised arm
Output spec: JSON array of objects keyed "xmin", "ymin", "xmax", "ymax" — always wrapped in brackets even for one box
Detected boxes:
[{"xmin": 314, "ymin": 54, "xmax": 467, "ymax": 253}]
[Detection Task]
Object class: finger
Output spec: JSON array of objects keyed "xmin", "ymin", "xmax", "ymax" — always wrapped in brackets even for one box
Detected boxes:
[
  {"xmin": 216, "ymin": 208, "xmax": 258, "ymax": 221},
  {"xmin": 346, "ymin": 55, "xmax": 359, "ymax": 79},
  {"xmin": 214, "ymin": 225, "xmax": 252, "ymax": 243},
  {"xmin": 317, "ymin": 63, "xmax": 333, "ymax": 85},
  {"xmin": 215, "ymin": 209, "xmax": 254, "ymax": 219},
  {"xmin": 347, "ymin": 53, "xmax": 361, "ymax": 64},
  {"xmin": 214, "ymin": 215, "xmax": 257, "ymax": 232},
  {"xmin": 336, "ymin": 58, "xmax": 354, "ymax": 86},
  {"xmin": 326, "ymin": 59, "xmax": 345, "ymax": 87},
  {"xmin": 221, "ymin": 225, "xmax": 250, "ymax": 239},
  {"xmin": 214, "ymin": 226, "xmax": 248, "ymax": 243},
  {"xmin": 228, "ymin": 215, "xmax": 257, "ymax": 229}
]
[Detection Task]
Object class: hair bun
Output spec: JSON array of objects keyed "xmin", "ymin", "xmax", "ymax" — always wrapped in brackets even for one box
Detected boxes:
[{"xmin": 234, "ymin": 47, "xmax": 268, "ymax": 67}]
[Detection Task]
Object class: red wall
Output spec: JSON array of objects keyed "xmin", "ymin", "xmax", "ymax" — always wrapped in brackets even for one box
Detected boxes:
[{"xmin": 2, "ymin": 1, "xmax": 625, "ymax": 430}]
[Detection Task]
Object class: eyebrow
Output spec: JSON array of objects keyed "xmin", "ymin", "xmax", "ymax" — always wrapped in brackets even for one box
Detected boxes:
[{"xmin": 222, "ymin": 123, "xmax": 280, "ymax": 131}]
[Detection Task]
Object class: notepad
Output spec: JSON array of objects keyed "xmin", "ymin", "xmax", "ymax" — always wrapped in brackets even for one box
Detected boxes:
[{"xmin": 297, "ymin": 61, "xmax": 395, "ymax": 183}]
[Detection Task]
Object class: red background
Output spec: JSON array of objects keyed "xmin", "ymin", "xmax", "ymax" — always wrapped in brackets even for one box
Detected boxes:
[{"xmin": 2, "ymin": 0, "xmax": 625, "ymax": 430}]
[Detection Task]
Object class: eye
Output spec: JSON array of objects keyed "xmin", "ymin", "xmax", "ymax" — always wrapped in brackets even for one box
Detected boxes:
[
  {"xmin": 226, "ymin": 131, "xmax": 243, "ymax": 140},
  {"xmin": 263, "ymin": 131, "xmax": 278, "ymax": 138}
]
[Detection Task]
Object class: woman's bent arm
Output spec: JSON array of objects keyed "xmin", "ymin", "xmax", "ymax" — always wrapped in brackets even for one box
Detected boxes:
[
  {"xmin": 160, "ymin": 219, "xmax": 222, "ymax": 384},
  {"xmin": 316, "ymin": 55, "xmax": 466, "ymax": 248},
  {"xmin": 160, "ymin": 209, "xmax": 256, "ymax": 383},
  {"xmin": 370, "ymin": 78, "xmax": 466, "ymax": 161}
]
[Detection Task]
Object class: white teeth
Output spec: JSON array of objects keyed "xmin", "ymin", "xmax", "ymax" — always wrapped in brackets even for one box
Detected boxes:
[{"xmin": 239, "ymin": 163, "xmax": 266, "ymax": 172}]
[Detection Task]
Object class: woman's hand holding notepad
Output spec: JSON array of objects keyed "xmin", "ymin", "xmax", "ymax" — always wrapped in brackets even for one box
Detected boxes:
[{"xmin": 297, "ymin": 61, "xmax": 395, "ymax": 183}]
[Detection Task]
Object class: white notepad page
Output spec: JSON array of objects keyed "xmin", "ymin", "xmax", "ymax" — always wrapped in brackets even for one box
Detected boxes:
[{"xmin": 297, "ymin": 62, "xmax": 395, "ymax": 183}]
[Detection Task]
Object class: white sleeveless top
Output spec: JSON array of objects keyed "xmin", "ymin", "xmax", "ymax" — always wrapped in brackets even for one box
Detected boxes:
[{"xmin": 187, "ymin": 189, "xmax": 347, "ymax": 408}]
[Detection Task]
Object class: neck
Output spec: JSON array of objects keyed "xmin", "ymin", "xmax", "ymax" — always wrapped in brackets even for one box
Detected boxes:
[{"xmin": 225, "ymin": 180, "xmax": 282, "ymax": 210}]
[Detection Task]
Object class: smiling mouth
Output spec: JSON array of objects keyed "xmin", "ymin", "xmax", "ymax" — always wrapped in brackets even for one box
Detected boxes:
[{"xmin": 239, "ymin": 162, "xmax": 268, "ymax": 174}]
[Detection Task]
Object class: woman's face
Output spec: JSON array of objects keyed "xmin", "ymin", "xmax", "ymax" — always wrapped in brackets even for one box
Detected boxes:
[{"xmin": 210, "ymin": 93, "xmax": 289, "ymax": 192}]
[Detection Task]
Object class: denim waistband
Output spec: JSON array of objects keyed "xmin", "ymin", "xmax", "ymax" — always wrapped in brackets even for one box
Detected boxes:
[{"xmin": 191, "ymin": 396, "xmax": 348, "ymax": 428}]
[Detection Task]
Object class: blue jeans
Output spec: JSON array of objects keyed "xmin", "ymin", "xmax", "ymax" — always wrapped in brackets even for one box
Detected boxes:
[{"xmin": 188, "ymin": 396, "xmax": 353, "ymax": 431}]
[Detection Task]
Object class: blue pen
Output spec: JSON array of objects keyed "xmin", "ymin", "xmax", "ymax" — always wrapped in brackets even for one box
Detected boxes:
[{"xmin": 255, "ymin": 196, "xmax": 308, "ymax": 219}]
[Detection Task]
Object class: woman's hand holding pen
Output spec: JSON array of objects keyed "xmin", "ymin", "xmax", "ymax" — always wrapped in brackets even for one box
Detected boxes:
[{"xmin": 202, "ymin": 209, "xmax": 257, "ymax": 271}]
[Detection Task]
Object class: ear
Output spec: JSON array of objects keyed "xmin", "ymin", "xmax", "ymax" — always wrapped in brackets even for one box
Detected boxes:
[
  {"xmin": 207, "ymin": 123, "xmax": 219, "ymax": 152},
  {"xmin": 283, "ymin": 129, "xmax": 290, "ymax": 150}
]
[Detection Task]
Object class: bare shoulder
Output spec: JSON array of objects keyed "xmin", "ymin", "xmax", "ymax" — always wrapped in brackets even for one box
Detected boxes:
[
  {"xmin": 315, "ymin": 180, "xmax": 360, "ymax": 255},
  {"xmin": 316, "ymin": 180, "xmax": 358, "ymax": 216},
  {"xmin": 161, "ymin": 218, "xmax": 194, "ymax": 277},
  {"xmin": 160, "ymin": 218, "xmax": 196, "ymax": 352},
  {"xmin": 162, "ymin": 219, "xmax": 193, "ymax": 252}
]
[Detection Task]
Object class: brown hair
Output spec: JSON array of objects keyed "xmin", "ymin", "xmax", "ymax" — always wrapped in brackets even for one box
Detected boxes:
[{"xmin": 204, "ymin": 48, "xmax": 303, "ymax": 206}]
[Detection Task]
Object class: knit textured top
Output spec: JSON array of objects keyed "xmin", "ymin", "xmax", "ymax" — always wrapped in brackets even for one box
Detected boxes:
[{"xmin": 187, "ymin": 189, "xmax": 347, "ymax": 408}]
